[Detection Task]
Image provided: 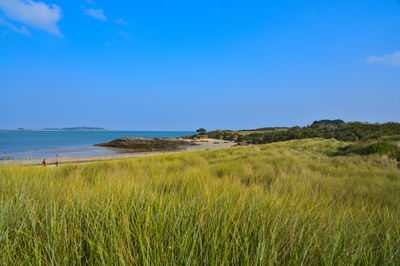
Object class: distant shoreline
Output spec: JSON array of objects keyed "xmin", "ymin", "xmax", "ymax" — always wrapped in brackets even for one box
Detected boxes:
[
  {"xmin": 5, "ymin": 127, "xmax": 107, "ymax": 131},
  {"xmin": 0, "ymin": 129, "xmax": 196, "ymax": 132},
  {"xmin": 0, "ymin": 130, "xmax": 197, "ymax": 161},
  {"xmin": 0, "ymin": 139, "xmax": 235, "ymax": 166}
]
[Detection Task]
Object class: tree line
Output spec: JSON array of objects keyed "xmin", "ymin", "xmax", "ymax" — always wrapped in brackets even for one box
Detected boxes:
[{"xmin": 200, "ymin": 120, "xmax": 400, "ymax": 145}]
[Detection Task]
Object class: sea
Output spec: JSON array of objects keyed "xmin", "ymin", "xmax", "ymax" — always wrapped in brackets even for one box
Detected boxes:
[{"xmin": 0, "ymin": 131, "xmax": 194, "ymax": 159}]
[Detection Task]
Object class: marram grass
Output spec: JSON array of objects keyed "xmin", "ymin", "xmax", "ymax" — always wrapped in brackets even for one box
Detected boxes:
[{"xmin": 0, "ymin": 139, "xmax": 400, "ymax": 265}]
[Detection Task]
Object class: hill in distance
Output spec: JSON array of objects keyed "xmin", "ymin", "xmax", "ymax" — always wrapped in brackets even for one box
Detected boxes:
[{"xmin": 13, "ymin": 127, "xmax": 107, "ymax": 131}]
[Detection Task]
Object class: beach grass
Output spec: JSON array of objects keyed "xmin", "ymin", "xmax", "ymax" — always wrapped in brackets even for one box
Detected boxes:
[{"xmin": 0, "ymin": 138, "xmax": 400, "ymax": 264}]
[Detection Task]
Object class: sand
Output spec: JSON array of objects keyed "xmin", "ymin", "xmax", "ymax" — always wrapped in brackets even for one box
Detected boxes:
[{"xmin": 0, "ymin": 139, "xmax": 236, "ymax": 166}]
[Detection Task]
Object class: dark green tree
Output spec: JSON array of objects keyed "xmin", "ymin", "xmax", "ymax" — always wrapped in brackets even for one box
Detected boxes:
[{"xmin": 196, "ymin": 128, "xmax": 207, "ymax": 135}]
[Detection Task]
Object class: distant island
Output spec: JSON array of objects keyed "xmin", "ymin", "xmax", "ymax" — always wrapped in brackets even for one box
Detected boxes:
[
  {"xmin": 14, "ymin": 127, "xmax": 107, "ymax": 131},
  {"xmin": 48, "ymin": 127, "xmax": 107, "ymax": 131}
]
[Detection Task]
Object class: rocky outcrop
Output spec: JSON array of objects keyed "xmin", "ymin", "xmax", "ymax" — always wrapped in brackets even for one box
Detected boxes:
[{"xmin": 95, "ymin": 137, "xmax": 195, "ymax": 151}]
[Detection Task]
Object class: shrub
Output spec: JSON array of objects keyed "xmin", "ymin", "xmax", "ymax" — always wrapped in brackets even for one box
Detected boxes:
[
  {"xmin": 196, "ymin": 128, "xmax": 207, "ymax": 135},
  {"xmin": 362, "ymin": 142, "xmax": 399, "ymax": 160}
]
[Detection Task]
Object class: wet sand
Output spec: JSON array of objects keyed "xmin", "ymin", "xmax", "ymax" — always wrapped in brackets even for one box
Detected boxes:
[{"xmin": 0, "ymin": 139, "xmax": 235, "ymax": 165}]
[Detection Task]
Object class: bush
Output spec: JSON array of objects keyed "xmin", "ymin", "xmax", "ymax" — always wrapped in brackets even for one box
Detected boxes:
[
  {"xmin": 204, "ymin": 121, "xmax": 400, "ymax": 145},
  {"xmin": 362, "ymin": 142, "xmax": 399, "ymax": 160},
  {"xmin": 196, "ymin": 128, "xmax": 207, "ymax": 135}
]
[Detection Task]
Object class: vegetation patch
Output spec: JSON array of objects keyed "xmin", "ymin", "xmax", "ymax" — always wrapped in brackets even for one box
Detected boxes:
[
  {"xmin": 193, "ymin": 120, "xmax": 400, "ymax": 145},
  {"xmin": 0, "ymin": 139, "xmax": 400, "ymax": 264},
  {"xmin": 336, "ymin": 135, "xmax": 400, "ymax": 161}
]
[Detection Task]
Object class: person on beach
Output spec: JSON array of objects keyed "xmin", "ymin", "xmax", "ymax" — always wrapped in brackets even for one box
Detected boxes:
[
  {"xmin": 42, "ymin": 159, "xmax": 47, "ymax": 167},
  {"xmin": 56, "ymin": 154, "xmax": 59, "ymax": 166}
]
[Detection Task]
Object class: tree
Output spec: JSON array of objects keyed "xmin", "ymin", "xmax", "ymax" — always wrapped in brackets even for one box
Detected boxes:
[{"xmin": 196, "ymin": 128, "xmax": 207, "ymax": 135}]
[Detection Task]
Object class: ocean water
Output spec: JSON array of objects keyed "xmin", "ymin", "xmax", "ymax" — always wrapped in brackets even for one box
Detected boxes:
[{"xmin": 0, "ymin": 131, "xmax": 194, "ymax": 159}]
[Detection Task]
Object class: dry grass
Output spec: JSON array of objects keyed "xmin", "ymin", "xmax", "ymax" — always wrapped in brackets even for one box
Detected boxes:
[{"xmin": 0, "ymin": 138, "xmax": 399, "ymax": 264}]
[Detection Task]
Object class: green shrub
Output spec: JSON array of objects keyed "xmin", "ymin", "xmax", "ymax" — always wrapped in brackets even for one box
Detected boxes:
[
  {"xmin": 203, "ymin": 121, "xmax": 400, "ymax": 144},
  {"xmin": 362, "ymin": 142, "xmax": 399, "ymax": 160}
]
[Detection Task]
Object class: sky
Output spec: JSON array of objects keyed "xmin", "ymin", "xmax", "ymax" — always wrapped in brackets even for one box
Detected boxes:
[{"xmin": 0, "ymin": 0, "xmax": 399, "ymax": 130}]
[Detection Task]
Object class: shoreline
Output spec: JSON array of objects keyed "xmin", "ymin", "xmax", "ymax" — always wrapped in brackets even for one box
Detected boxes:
[{"xmin": 0, "ymin": 139, "xmax": 235, "ymax": 166}]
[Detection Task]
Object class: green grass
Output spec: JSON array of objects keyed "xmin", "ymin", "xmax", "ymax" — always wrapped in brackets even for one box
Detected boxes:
[
  {"xmin": 236, "ymin": 128, "xmax": 288, "ymax": 135},
  {"xmin": 1, "ymin": 139, "xmax": 400, "ymax": 264},
  {"xmin": 337, "ymin": 135, "xmax": 400, "ymax": 161}
]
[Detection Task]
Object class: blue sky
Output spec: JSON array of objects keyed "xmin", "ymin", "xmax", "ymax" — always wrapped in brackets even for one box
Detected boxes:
[{"xmin": 0, "ymin": 0, "xmax": 399, "ymax": 130}]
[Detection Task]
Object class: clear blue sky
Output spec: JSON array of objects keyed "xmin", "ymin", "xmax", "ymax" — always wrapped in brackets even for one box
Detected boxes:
[{"xmin": 0, "ymin": 0, "xmax": 399, "ymax": 130}]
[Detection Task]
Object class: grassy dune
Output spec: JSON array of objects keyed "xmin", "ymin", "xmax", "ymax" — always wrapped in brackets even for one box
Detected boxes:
[{"xmin": 1, "ymin": 139, "xmax": 400, "ymax": 264}]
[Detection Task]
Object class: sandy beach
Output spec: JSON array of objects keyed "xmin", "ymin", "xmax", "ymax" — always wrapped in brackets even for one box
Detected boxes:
[{"xmin": 0, "ymin": 139, "xmax": 235, "ymax": 165}]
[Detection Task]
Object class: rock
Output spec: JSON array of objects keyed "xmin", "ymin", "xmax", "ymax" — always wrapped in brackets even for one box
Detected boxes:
[{"xmin": 95, "ymin": 137, "xmax": 194, "ymax": 151}]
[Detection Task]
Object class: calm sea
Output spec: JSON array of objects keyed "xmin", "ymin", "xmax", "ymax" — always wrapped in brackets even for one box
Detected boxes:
[{"xmin": 0, "ymin": 131, "xmax": 194, "ymax": 159}]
